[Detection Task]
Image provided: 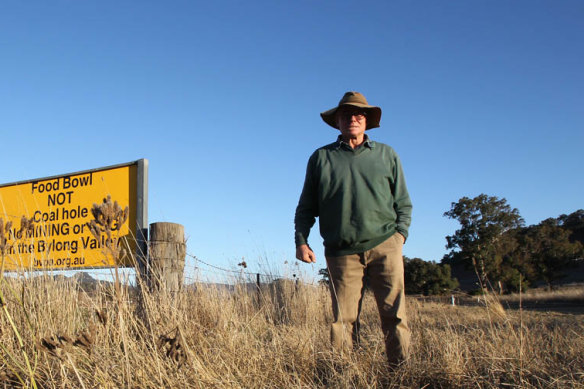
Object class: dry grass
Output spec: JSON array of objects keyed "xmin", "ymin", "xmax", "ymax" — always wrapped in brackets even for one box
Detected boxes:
[
  {"xmin": 502, "ymin": 284, "xmax": 584, "ymax": 303},
  {"xmin": 0, "ymin": 273, "xmax": 582, "ymax": 388}
]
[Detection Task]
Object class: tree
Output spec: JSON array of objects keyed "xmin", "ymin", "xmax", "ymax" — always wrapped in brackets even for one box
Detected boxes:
[
  {"xmin": 557, "ymin": 209, "xmax": 584, "ymax": 245},
  {"xmin": 514, "ymin": 218, "xmax": 584, "ymax": 289},
  {"xmin": 404, "ymin": 257, "xmax": 459, "ymax": 295},
  {"xmin": 318, "ymin": 267, "xmax": 330, "ymax": 286},
  {"xmin": 444, "ymin": 194, "xmax": 524, "ymax": 291}
]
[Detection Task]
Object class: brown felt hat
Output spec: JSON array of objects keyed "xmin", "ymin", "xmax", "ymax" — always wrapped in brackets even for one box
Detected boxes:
[{"xmin": 320, "ymin": 91, "xmax": 382, "ymax": 130}]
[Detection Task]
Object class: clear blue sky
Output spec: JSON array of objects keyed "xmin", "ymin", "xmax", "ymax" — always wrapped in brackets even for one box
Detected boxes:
[{"xmin": 1, "ymin": 1, "xmax": 582, "ymax": 282}]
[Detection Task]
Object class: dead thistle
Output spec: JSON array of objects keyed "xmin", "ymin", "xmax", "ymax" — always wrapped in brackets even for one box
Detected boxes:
[
  {"xmin": 0, "ymin": 217, "xmax": 13, "ymax": 257},
  {"xmin": 38, "ymin": 334, "xmax": 74, "ymax": 361},
  {"xmin": 157, "ymin": 327, "xmax": 188, "ymax": 368},
  {"xmin": 86, "ymin": 195, "xmax": 129, "ymax": 261},
  {"xmin": 73, "ymin": 324, "xmax": 97, "ymax": 354},
  {"xmin": 38, "ymin": 325, "xmax": 97, "ymax": 360},
  {"xmin": 18, "ymin": 216, "xmax": 35, "ymax": 239}
]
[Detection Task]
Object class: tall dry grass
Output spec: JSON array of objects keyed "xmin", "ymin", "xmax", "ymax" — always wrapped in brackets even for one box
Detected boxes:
[{"xmin": 0, "ymin": 272, "xmax": 582, "ymax": 388}]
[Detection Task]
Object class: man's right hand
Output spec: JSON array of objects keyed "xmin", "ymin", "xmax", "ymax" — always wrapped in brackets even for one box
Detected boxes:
[{"xmin": 296, "ymin": 244, "xmax": 316, "ymax": 263}]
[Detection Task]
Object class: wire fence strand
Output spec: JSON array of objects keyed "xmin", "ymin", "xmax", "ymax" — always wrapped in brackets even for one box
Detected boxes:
[{"xmin": 186, "ymin": 253, "xmax": 320, "ymax": 286}]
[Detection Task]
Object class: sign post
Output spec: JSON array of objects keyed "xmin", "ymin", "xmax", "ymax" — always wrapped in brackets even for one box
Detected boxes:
[{"xmin": 0, "ymin": 159, "xmax": 148, "ymax": 271}]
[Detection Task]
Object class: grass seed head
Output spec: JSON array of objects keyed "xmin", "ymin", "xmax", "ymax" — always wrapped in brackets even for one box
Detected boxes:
[{"xmin": 96, "ymin": 309, "xmax": 108, "ymax": 326}]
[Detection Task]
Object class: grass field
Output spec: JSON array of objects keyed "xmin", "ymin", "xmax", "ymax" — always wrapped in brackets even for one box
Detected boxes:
[{"xmin": 0, "ymin": 273, "xmax": 583, "ymax": 388}]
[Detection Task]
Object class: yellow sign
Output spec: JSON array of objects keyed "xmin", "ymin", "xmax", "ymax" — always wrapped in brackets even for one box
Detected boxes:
[{"xmin": 0, "ymin": 160, "xmax": 148, "ymax": 271}]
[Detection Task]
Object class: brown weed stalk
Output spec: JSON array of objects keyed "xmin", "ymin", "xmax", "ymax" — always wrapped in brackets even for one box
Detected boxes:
[
  {"xmin": 0, "ymin": 216, "xmax": 41, "ymax": 388},
  {"xmin": 85, "ymin": 195, "xmax": 132, "ymax": 383}
]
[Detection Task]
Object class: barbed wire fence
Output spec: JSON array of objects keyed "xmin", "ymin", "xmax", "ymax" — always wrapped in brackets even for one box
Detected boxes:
[
  {"xmin": 184, "ymin": 253, "xmax": 321, "ymax": 287},
  {"xmin": 6, "ymin": 254, "xmax": 321, "ymax": 289},
  {"xmin": 2, "ymin": 248, "xmax": 323, "ymax": 288}
]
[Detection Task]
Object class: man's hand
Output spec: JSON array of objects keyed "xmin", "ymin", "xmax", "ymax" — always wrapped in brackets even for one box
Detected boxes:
[{"xmin": 296, "ymin": 244, "xmax": 316, "ymax": 263}]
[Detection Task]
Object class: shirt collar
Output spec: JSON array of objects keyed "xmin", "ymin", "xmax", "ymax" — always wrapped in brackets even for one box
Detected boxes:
[{"xmin": 335, "ymin": 134, "xmax": 374, "ymax": 150}]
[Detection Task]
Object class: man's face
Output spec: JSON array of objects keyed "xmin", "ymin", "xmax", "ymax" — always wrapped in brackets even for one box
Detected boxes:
[{"xmin": 336, "ymin": 107, "xmax": 367, "ymax": 139}]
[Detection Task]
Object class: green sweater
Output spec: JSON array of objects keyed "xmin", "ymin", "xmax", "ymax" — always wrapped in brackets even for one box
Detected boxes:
[{"xmin": 294, "ymin": 136, "xmax": 412, "ymax": 257}]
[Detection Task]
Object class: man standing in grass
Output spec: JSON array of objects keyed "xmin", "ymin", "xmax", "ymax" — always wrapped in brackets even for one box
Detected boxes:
[{"xmin": 294, "ymin": 91, "xmax": 412, "ymax": 368}]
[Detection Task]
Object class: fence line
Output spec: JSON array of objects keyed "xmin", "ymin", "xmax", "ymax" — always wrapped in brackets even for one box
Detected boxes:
[
  {"xmin": 187, "ymin": 253, "xmax": 290, "ymax": 278},
  {"xmin": 2, "ymin": 251, "xmax": 320, "ymax": 287},
  {"xmin": 186, "ymin": 253, "xmax": 319, "ymax": 286}
]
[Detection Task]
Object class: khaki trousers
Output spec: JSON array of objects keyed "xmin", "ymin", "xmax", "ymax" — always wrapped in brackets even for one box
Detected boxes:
[{"xmin": 326, "ymin": 233, "xmax": 410, "ymax": 366}]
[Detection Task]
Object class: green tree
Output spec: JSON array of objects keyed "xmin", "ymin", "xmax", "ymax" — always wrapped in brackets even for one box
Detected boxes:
[
  {"xmin": 557, "ymin": 209, "xmax": 584, "ymax": 244},
  {"xmin": 444, "ymin": 194, "xmax": 524, "ymax": 291},
  {"xmin": 515, "ymin": 218, "xmax": 584, "ymax": 289},
  {"xmin": 318, "ymin": 267, "xmax": 330, "ymax": 286},
  {"xmin": 404, "ymin": 257, "xmax": 459, "ymax": 295}
]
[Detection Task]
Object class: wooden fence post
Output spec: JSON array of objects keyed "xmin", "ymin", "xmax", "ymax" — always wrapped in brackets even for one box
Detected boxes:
[{"xmin": 148, "ymin": 222, "xmax": 186, "ymax": 293}]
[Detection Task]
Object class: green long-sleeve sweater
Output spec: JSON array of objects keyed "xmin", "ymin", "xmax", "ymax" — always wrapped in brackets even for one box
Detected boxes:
[{"xmin": 294, "ymin": 137, "xmax": 412, "ymax": 257}]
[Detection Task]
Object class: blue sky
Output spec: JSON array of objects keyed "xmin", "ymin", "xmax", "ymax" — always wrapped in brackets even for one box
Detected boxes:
[{"xmin": 1, "ymin": 1, "xmax": 582, "ymax": 282}]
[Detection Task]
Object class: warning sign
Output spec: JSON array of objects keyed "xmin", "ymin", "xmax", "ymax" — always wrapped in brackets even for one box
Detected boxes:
[{"xmin": 0, "ymin": 160, "xmax": 148, "ymax": 271}]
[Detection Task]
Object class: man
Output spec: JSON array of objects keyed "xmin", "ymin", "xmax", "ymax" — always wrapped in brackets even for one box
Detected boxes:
[{"xmin": 294, "ymin": 91, "xmax": 412, "ymax": 367}]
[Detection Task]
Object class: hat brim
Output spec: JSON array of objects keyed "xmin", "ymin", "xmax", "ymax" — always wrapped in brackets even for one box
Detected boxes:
[{"xmin": 320, "ymin": 103, "xmax": 382, "ymax": 130}]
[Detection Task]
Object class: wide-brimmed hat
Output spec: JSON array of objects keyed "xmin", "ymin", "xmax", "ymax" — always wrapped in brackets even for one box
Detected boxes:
[{"xmin": 320, "ymin": 91, "xmax": 382, "ymax": 130}]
